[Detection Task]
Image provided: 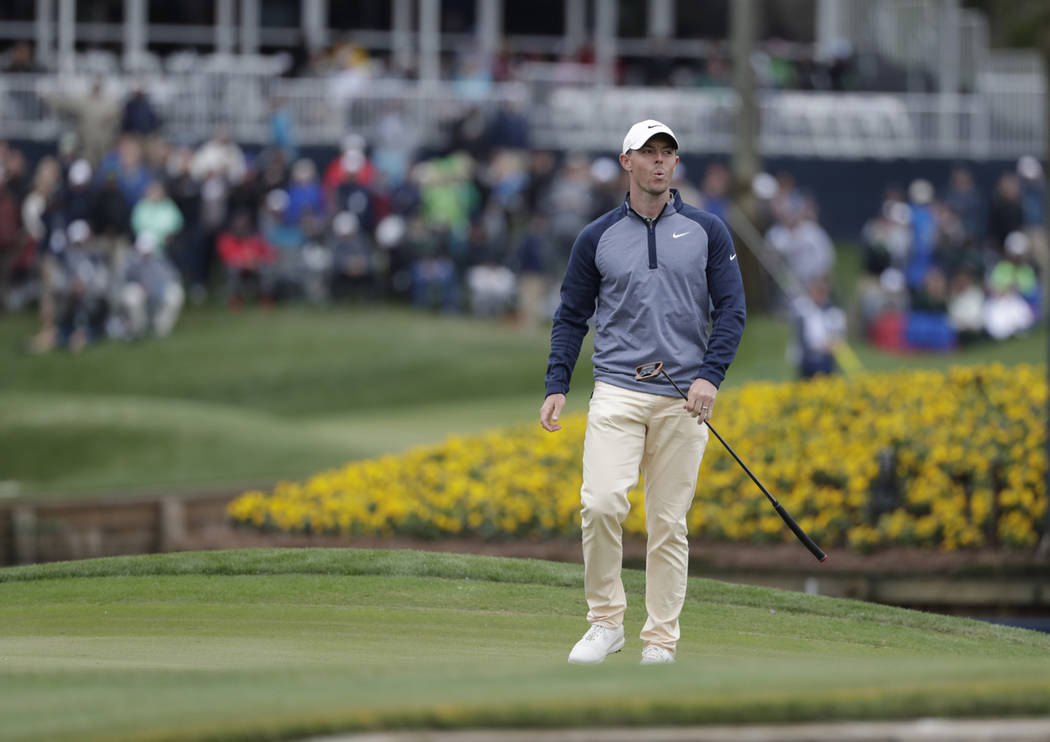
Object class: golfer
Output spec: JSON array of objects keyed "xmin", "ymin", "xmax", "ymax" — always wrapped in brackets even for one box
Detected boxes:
[{"xmin": 540, "ymin": 119, "xmax": 746, "ymax": 665}]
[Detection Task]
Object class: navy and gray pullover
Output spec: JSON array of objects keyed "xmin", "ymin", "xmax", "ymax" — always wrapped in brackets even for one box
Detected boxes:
[{"xmin": 544, "ymin": 189, "xmax": 746, "ymax": 398}]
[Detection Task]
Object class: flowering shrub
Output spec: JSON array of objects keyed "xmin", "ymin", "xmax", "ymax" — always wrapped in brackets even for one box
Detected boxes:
[{"xmin": 228, "ymin": 363, "xmax": 1047, "ymax": 552}]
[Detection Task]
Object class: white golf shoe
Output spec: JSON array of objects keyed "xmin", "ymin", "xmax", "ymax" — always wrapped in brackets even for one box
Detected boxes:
[
  {"xmin": 640, "ymin": 645, "xmax": 675, "ymax": 665},
  {"xmin": 567, "ymin": 624, "xmax": 625, "ymax": 665}
]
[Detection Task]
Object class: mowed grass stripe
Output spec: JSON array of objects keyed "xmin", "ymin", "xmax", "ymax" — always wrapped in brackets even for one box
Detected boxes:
[
  {"xmin": 1, "ymin": 548, "xmax": 1043, "ymax": 648},
  {"xmin": 1, "ymin": 549, "xmax": 1048, "ymax": 742}
]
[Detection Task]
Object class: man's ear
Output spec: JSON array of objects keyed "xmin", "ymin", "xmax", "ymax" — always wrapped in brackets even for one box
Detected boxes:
[{"xmin": 619, "ymin": 152, "xmax": 631, "ymax": 172}]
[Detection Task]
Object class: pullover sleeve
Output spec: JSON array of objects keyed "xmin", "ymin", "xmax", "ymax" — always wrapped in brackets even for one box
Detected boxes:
[
  {"xmin": 697, "ymin": 215, "xmax": 747, "ymax": 387},
  {"xmin": 544, "ymin": 226, "xmax": 601, "ymax": 396}
]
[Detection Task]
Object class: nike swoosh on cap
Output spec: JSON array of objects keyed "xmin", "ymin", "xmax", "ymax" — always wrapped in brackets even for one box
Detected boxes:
[{"xmin": 647, "ymin": 124, "xmax": 659, "ymax": 128}]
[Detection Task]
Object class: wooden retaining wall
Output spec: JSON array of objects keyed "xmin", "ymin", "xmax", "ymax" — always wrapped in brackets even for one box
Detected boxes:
[{"xmin": 0, "ymin": 493, "xmax": 234, "ymax": 566}]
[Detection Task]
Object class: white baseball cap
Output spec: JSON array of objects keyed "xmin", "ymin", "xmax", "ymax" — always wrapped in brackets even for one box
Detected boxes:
[{"xmin": 622, "ymin": 119, "xmax": 679, "ymax": 155}]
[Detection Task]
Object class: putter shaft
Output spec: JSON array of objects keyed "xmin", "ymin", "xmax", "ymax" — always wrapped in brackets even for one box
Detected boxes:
[{"xmin": 655, "ymin": 367, "xmax": 828, "ymax": 563}]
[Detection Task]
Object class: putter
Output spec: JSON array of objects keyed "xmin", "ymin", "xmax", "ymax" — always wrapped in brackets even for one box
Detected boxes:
[{"xmin": 634, "ymin": 361, "xmax": 828, "ymax": 563}]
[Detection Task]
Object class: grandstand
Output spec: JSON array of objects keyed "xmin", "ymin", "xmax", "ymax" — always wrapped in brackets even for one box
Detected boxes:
[{"xmin": 0, "ymin": 0, "xmax": 1045, "ymax": 160}]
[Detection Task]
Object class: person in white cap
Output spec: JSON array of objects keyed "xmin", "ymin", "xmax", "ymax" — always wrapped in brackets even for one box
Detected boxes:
[
  {"xmin": 115, "ymin": 232, "xmax": 185, "ymax": 340},
  {"xmin": 541, "ymin": 119, "xmax": 746, "ymax": 665}
]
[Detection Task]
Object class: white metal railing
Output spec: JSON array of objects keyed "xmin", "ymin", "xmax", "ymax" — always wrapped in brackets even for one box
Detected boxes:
[{"xmin": 0, "ymin": 73, "xmax": 1044, "ymax": 160}]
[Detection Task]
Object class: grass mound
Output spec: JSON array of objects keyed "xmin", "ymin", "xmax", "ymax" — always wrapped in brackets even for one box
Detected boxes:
[
  {"xmin": 2, "ymin": 548, "xmax": 1048, "ymax": 742},
  {"xmin": 2, "ymin": 305, "xmax": 1042, "ymax": 499}
]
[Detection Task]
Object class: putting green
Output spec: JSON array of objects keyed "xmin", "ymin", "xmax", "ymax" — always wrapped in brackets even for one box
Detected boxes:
[{"xmin": 1, "ymin": 549, "xmax": 1048, "ymax": 742}]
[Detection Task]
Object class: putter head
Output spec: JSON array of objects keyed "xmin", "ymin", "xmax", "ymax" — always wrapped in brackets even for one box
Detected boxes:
[{"xmin": 634, "ymin": 361, "xmax": 664, "ymax": 381}]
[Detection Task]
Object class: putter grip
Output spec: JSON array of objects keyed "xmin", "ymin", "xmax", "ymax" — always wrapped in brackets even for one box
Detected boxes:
[{"xmin": 774, "ymin": 502, "xmax": 828, "ymax": 563}]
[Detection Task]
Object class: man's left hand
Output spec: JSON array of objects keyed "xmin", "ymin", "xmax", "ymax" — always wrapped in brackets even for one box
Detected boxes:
[{"xmin": 685, "ymin": 378, "xmax": 717, "ymax": 424}]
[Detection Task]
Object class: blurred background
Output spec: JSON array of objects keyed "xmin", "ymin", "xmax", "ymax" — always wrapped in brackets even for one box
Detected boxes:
[{"xmin": 0, "ymin": 0, "xmax": 1046, "ymax": 626}]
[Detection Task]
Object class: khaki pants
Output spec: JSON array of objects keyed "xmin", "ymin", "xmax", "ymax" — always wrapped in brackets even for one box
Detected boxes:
[{"xmin": 580, "ymin": 380, "xmax": 709, "ymax": 651}]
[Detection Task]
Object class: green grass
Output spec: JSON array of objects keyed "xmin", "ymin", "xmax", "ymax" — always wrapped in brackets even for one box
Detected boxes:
[
  {"xmin": 1, "ymin": 548, "xmax": 1048, "ymax": 742},
  {"xmin": 0, "ymin": 301, "xmax": 1044, "ymax": 499}
]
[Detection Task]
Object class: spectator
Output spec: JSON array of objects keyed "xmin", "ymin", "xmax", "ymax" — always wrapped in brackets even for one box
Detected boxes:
[
  {"xmin": 523, "ymin": 150, "xmax": 557, "ymax": 215},
  {"xmin": 698, "ymin": 162, "xmax": 731, "ymax": 224},
  {"xmin": 790, "ymin": 274, "xmax": 847, "ymax": 379},
  {"xmin": 485, "ymin": 101, "xmax": 530, "ymax": 151},
  {"xmin": 47, "ymin": 220, "xmax": 111, "ymax": 353},
  {"xmin": 299, "ymin": 211, "xmax": 332, "ymax": 304},
  {"xmin": 328, "ymin": 211, "xmax": 376, "ymax": 302},
  {"xmin": 860, "ymin": 194, "xmax": 911, "ymax": 275},
  {"xmin": 696, "ymin": 54, "xmax": 732, "ymax": 88},
  {"xmin": 194, "ymin": 171, "xmax": 231, "ymax": 299},
  {"xmin": 765, "ymin": 193, "xmax": 835, "ymax": 287},
  {"xmin": 259, "ymin": 188, "xmax": 307, "ymax": 299},
  {"xmin": 374, "ymin": 213, "xmax": 413, "ymax": 299},
  {"xmin": 931, "ymin": 201, "xmax": 981, "ymax": 282},
  {"xmin": 323, "ymin": 134, "xmax": 377, "ymax": 198},
  {"xmin": 904, "ymin": 179, "xmax": 937, "ymax": 291},
  {"xmin": 983, "ymin": 231, "xmax": 1038, "ymax": 341},
  {"xmin": 453, "ymin": 53, "xmax": 494, "ymax": 101},
  {"xmin": 44, "ymin": 78, "xmax": 121, "ymax": 167},
  {"xmin": 23, "ymin": 157, "xmax": 63, "ymax": 347},
  {"xmin": 514, "ymin": 211, "xmax": 553, "ymax": 328},
  {"xmin": 986, "ymin": 172, "xmax": 1024, "ymax": 254},
  {"xmin": 1017, "ymin": 155, "xmax": 1047, "ymax": 277},
  {"xmin": 89, "ymin": 170, "xmax": 133, "ymax": 287},
  {"xmin": 229, "ymin": 160, "xmax": 270, "ymax": 230},
  {"xmin": 286, "ymin": 158, "xmax": 326, "ymax": 227},
  {"xmin": 408, "ymin": 220, "xmax": 458, "ymax": 312},
  {"xmin": 131, "ymin": 180, "xmax": 184, "ymax": 252},
  {"xmin": 2, "ymin": 143, "xmax": 29, "ymax": 202},
  {"xmin": 769, "ymin": 171, "xmax": 799, "ymax": 224},
  {"xmin": 371, "ymin": 104, "xmax": 414, "ymax": 186},
  {"xmin": 417, "ymin": 153, "xmax": 478, "ymax": 264},
  {"xmin": 947, "ymin": 271, "xmax": 985, "ymax": 345},
  {"xmin": 191, "ymin": 127, "xmax": 246, "ymax": 184},
  {"xmin": 3, "ymin": 41, "xmax": 40, "ymax": 74},
  {"xmin": 113, "ymin": 233, "xmax": 185, "ymax": 340},
  {"xmin": 590, "ymin": 156, "xmax": 625, "ymax": 218},
  {"xmin": 267, "ymin": 97, "xmax": 298, "ymax": 163},
  {"xmin": 1, "ymin": 46, "xmax": 42, "ymax": 129},
  {"xmin": 989, "ymin": 231, "xmax": 1040, "ymax": 311},
  {"xmin": 464, "ymin": 218, "xmax": 515, "ymax": 317},
  {"xmin": 941, "ymin": 166, "xmax": 983, "ymax": 243},
  {"xmin": 121, "ymin": 85, "xmax": 161, "ymax": 137},
  {"xmin": 59, "ymin": 158, "xmax": 96, "ymax": 227},
  {"xmin": 98, "ymin": 135, "xmax": 154, "ymax": 209},
  {"xmin": 0, "ymin": 164, "xmax": 22, "ymax": 309},
  {"xmin": 1017, "ymin": 156, "xmax": 1044, "ymax": 231},
  {"xmin": 544, "ymin": 154, "xmax": 597, "ymax": 265},
  {"xmin": 165, "ymin": 147, "xmax": 205, "ymax": 296},
  {"xmin": 217, "ymin": 209, "xmax": 277, "ymax": 306}
]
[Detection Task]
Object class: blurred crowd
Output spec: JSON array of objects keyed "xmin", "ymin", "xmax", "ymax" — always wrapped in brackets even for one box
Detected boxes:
[
  {"xmin": 301, "ymin": 37, "xmax": 867, "ymax": 93},
  {"xmin": 0, "ymin": 80, "xmax": 638, "ymax": 352},
  {"xmin": 743, "ymin": 157, "xmax": 1046, "ymax": 378},
  {"xmin": 0, "ymin": 66, "xmax": 1043, "ymax": 363},
  {"xmin": 856, "ymin": 160, "xmax": 1045, "ymax": 352}
]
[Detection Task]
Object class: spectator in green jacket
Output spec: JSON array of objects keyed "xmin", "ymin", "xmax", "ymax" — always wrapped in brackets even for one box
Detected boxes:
[{"xmin": 131, "ymin": 180, "xmax": 184, "ymax": 254}]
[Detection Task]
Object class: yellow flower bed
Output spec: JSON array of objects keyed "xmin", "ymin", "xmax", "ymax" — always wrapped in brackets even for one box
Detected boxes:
[{"xmin": 228, "ymin": 363, "xmax": 1047, "ymax": 551}]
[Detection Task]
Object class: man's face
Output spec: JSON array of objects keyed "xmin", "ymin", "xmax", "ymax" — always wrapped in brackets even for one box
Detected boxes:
[{"xmin": 619, "ymin": 134, "xmax": 679, "ymax": 196}]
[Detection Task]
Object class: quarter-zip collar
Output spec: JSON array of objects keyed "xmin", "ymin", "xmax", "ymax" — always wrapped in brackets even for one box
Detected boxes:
[
  {"xmin": 621, "ymin": 188, "xmax": 683, "ymax": 221},
  {"xmin": 622, "ymin": 189, "xmax": 683, "ymax": 269}
]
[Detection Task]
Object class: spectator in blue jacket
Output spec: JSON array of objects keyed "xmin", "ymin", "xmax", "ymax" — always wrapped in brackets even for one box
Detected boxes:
[{"xmin": 121, "ymin": 86, "xmax": 161, "ymax": 137}]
